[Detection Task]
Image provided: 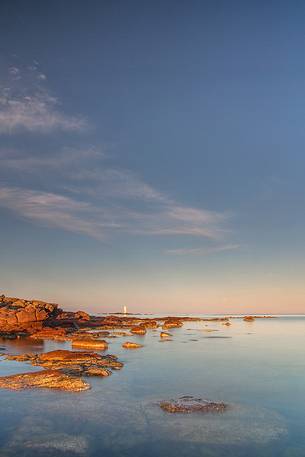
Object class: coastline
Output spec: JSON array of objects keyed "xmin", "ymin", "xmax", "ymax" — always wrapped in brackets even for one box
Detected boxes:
[{"xmin": 0, "ymin": 293, "xmax": 276, "ymax": 392}]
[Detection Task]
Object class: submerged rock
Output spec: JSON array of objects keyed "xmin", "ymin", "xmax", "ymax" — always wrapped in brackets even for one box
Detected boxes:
[
  {"xmin": 159, "ymin": 396, "xmax": 228, "ymax": 414},
  {"xmin": 0, "ymin": 369, "xmax": 90, "ymax": 391},
  {"xmin": 22, "ymin": 433, "xmax": 89, "ymax": 455},
  {"xmin": 122, "ymin": 341, "xmax": 143, "ymax": 349},
  {"xmin": 145, "ymin": 402, "xmax": 287, "ymax": 446}
]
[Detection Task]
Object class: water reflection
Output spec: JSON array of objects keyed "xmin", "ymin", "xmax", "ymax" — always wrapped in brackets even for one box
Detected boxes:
[{"xmin": 0, "ymin": 336, "xmax": 44, "ymax": 353}]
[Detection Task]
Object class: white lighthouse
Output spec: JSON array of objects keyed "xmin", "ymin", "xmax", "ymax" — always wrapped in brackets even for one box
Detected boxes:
[{"xmin": 123, "ymin": 305, "xmax": 127, "ymax": 315}]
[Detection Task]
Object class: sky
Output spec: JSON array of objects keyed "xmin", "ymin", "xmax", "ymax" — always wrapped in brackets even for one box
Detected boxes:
[{"xmin": 0, "ymin": 0, "xmax": 305, "ymax": 314}]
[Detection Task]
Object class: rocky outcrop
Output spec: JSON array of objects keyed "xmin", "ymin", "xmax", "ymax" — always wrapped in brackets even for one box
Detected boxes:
[
  {"xmin": 0, "ymin": 369, "xmax": 90, "ymax": 391},
  {"xmin": 122, "ymin": 341, "xmax": 143, "ymax": 349},
  {"xmin": 159, "ymin": 396, "xmax": 228, "ymax": 414},
  {"xmin": 0, "ymin": 295, "xmax": 60, "ymax": 334}
]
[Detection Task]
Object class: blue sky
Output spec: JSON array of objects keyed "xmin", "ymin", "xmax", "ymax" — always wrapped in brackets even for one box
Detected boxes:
[{"xmin": 1, "ymin": 1, "xmax": 305, "ymax": 313}]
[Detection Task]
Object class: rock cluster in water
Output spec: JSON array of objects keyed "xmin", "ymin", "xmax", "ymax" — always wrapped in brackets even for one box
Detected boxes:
[
  {"xmin": 0, "ymin": 293, "xmax": 275, "ymax": 393},
  {"xmin": 0, "ymin": 349, "xmax": 123, "ymax": 391}
]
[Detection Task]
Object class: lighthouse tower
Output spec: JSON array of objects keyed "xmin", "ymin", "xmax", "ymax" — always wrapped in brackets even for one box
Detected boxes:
[{"xmin": 123, "ymin": 305, "xmax": 127, "ymax": 315}]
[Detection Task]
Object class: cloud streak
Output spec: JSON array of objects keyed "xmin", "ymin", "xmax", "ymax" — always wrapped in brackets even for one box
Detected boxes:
[
  {"xmin": 166, "ymin": 244, "xmax": 240, "ymax": 256},
  {"xmin": 0, "ymin": 187, "xmax": 106, "ymax": 239}
]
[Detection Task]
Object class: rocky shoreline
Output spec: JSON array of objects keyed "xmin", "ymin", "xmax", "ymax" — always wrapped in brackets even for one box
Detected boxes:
[{"xmin": 0, "ymin": 293, "xmax": 274, "ymax": 393}]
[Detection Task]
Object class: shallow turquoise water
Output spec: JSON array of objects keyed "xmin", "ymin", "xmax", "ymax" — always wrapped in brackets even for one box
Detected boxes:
[{"xmin": 0, "ymin": 316, "xmax": 305, "ymax": 456}]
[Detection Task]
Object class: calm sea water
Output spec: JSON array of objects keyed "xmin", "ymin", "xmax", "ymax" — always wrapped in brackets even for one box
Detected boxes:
[{"xmin": 0, "ymin": 316, "xmax": 305, "ymax": 456}]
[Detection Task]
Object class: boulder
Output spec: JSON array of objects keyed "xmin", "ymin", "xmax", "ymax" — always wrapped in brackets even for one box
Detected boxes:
[
  {"xmin": 160, "ymin": 331, "xmax": 172, "ymax": 338},
  {"xmin": 130, "ymin": 325, "xmax": 146, "ymax": 335},
  {"xmin": 72, "ymin": 339, "xmax": 108, "ymax": 350},
  {"xmin": 162, "ymin": 319, "xmax": 183, "ymax": 329},
  {"xmin": 122, "ymin": 341, "xmax": 143, "ymax": 349}
]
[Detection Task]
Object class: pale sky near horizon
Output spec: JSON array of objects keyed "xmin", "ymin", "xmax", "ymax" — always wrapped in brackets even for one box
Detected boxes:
[{"xmin": 1, "ymin": 1, "xmax": 305, "ymax": 314}]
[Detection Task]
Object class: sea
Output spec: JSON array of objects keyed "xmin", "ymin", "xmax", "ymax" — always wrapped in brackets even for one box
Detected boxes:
[{"xmin": 0, "ymin": 315, "xmax": 304, "ymax": 456}]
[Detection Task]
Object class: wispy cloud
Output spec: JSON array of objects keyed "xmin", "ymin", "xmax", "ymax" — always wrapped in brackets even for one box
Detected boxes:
[
  {"xmin": 0, "ymin": 64, "xmax": 87, "ymax": 134},
  {"xmin": 0, "ymin": 146, "xmax": 102, "ymax": 171},
  {"xmin": 0, "ymin": 187, "xmax": 119, "ymax": 239},
  {"xmin": 166, "ymin": 244, "xmax": 240, "ymax": 256},
  {"xmin": 0, "ymin": 184, "xmax": 227, "ymax": 241}
]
